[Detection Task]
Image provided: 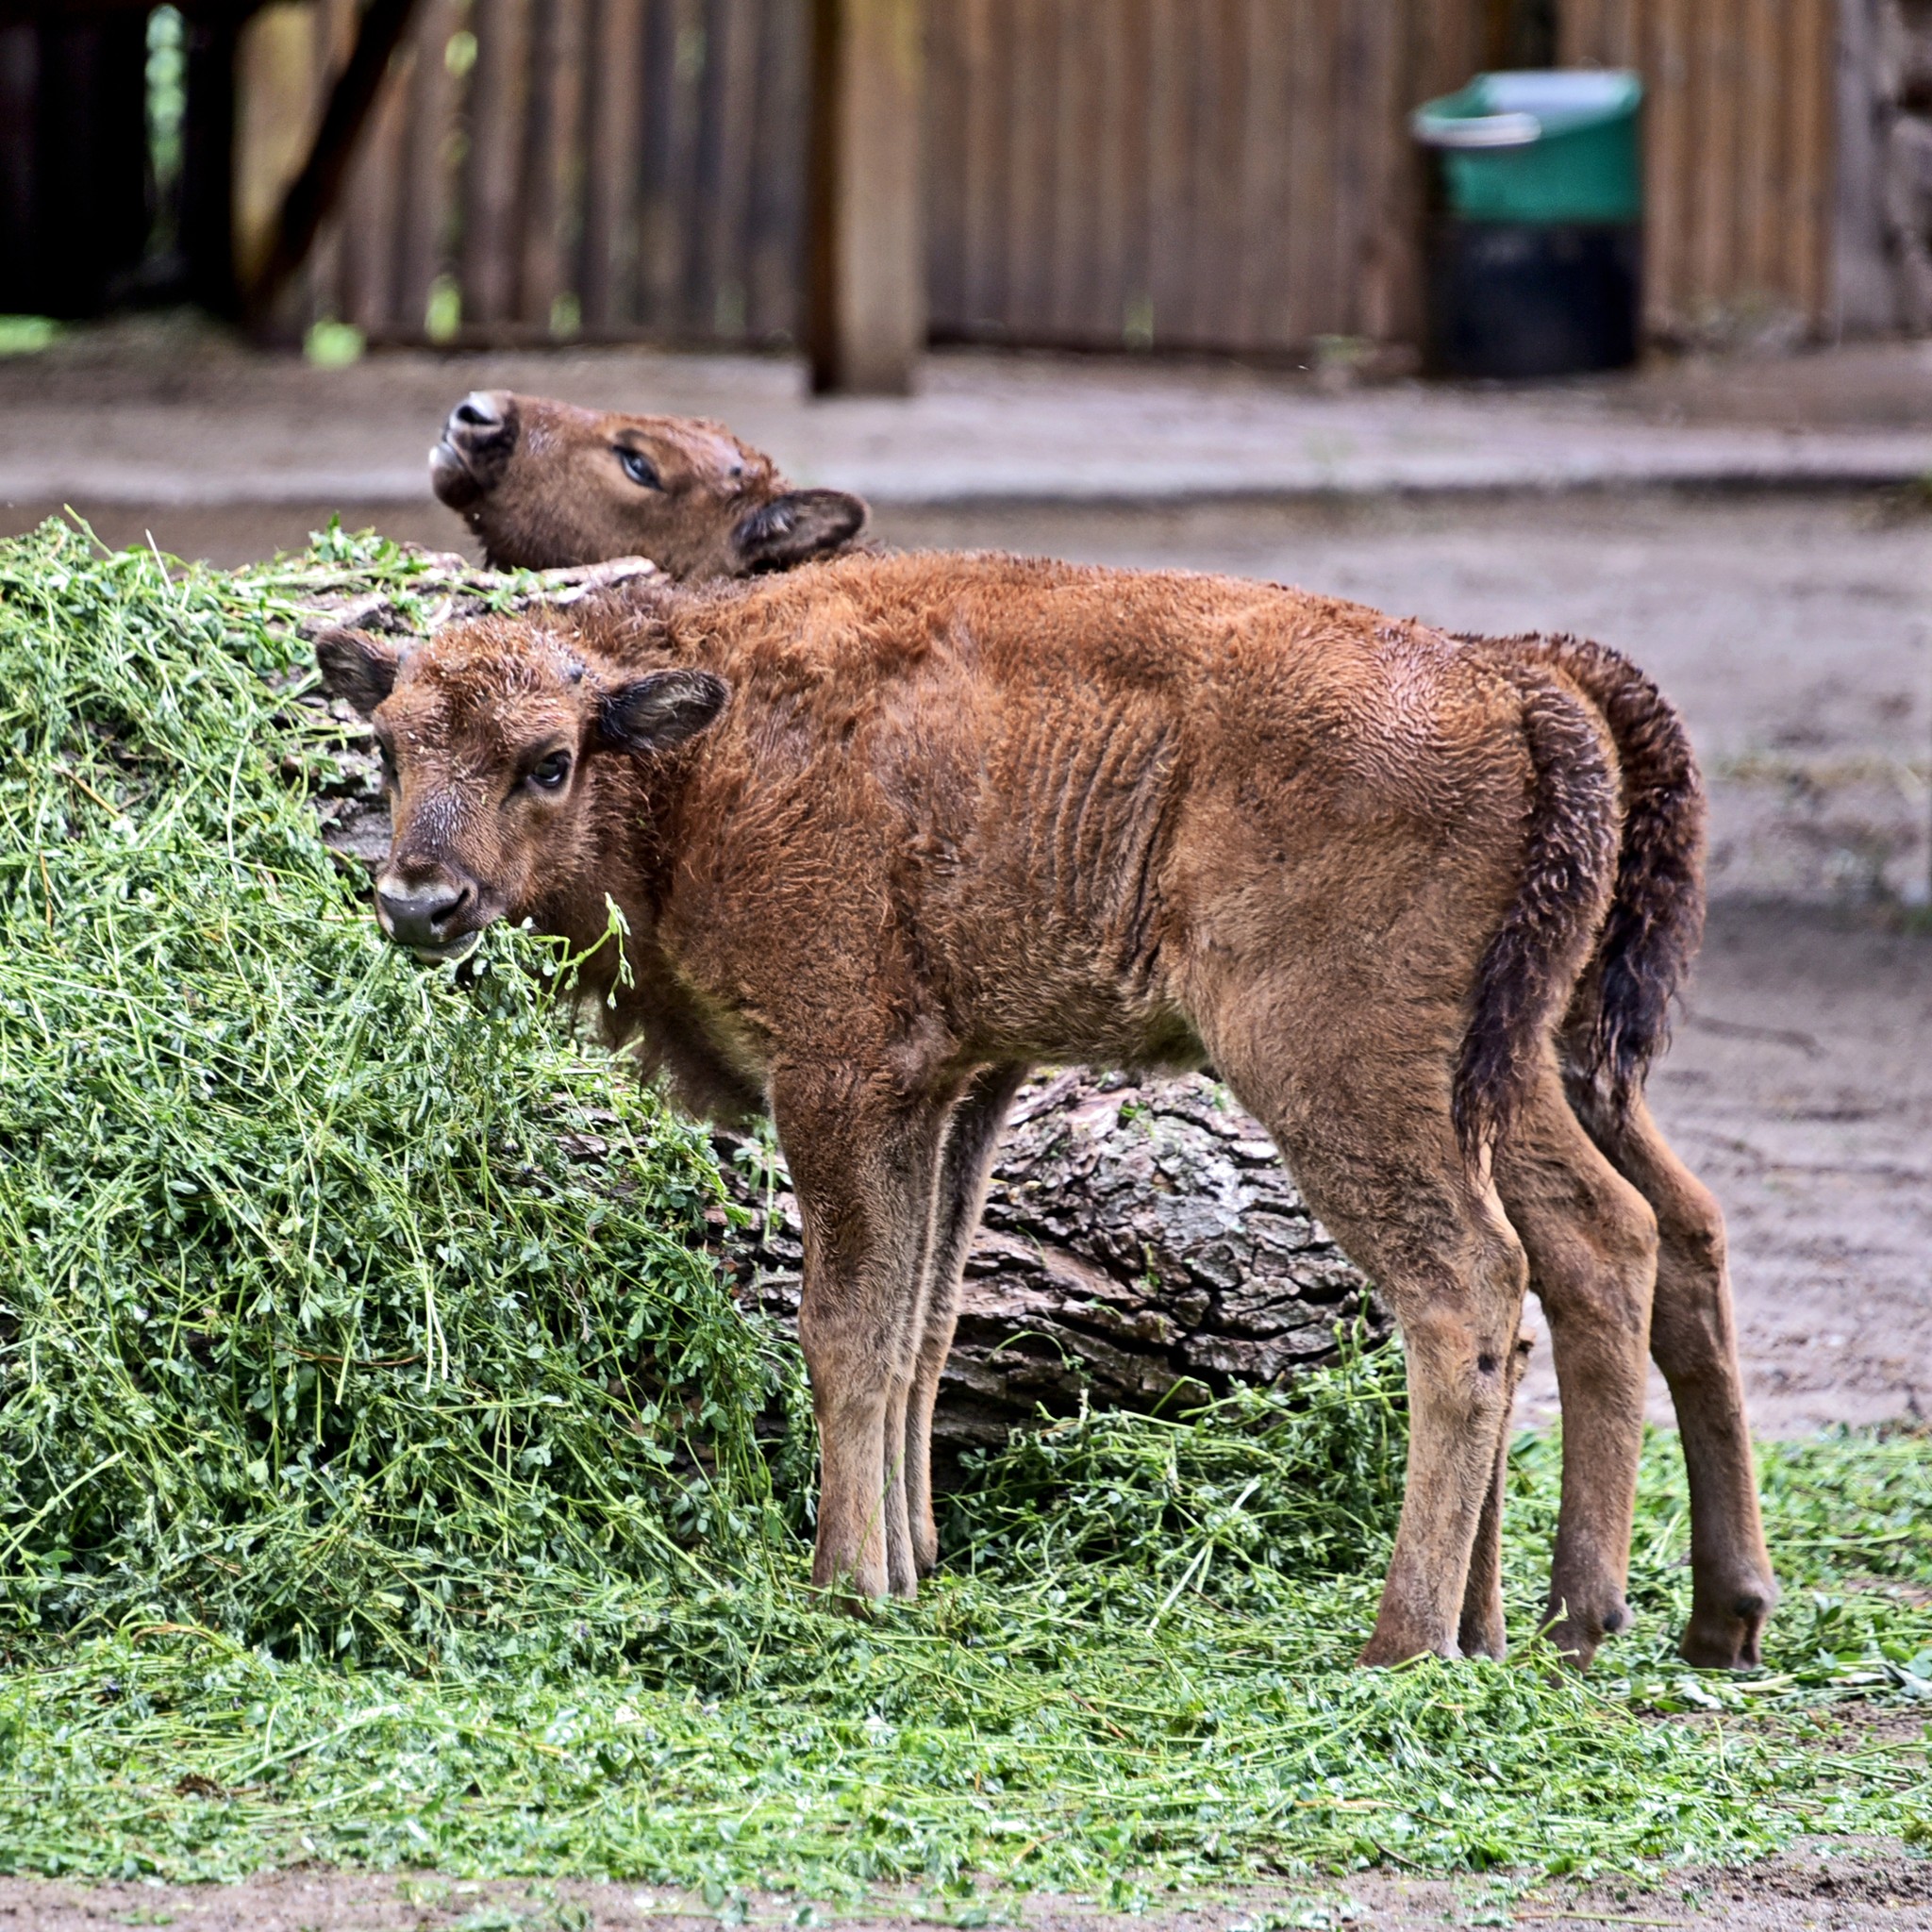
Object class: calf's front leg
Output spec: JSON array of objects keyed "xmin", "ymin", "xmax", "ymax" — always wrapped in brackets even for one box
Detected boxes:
[{"xmin": 775, "ymin": 1074, "xmax": 951, "ymax": 1604}]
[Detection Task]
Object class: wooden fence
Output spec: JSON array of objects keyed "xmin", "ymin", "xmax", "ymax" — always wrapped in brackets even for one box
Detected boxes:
[
  {"xmin": 1560, "ymin": 0, "xmax": 1837, "ymax": 337},
  {"xmin": 257, "ymin": 0, "xmax": 1841, "ymax": 352},
  {"xmin": 258, "ymin": 0, "xmax": 810, "ymax": 345},
  {"xmin": 924, "ymin": 0, "xmax": 1490, "ymax": 352}
]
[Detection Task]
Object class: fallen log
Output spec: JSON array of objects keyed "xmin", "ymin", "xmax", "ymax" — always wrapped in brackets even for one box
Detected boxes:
[{"xmin": 710, "ymin": 1071, "xmax": 1385, "ymax": 1467}]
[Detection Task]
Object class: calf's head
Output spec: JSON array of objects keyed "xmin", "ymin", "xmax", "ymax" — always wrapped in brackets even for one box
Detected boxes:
[
  {"xmin": 315, "ymin": 619, "xmax": 727, "ymax": 962},
  {"xmin": 431, "ymin": 390, "xmax": 867, "ymax": 579}
]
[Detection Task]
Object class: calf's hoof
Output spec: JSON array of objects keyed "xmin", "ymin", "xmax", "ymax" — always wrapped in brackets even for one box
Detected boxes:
[
  {"xmin": 809, "ymin": 1544, "xmax": 889, "ymax": 1615},
  {"xmin": 1541, "ymin": 1595, "xmax": 1632, "ymax": 1671},
  {"xmin": 1357, "ymin": 1629, "xmax": 1457, "ymax": 1668},
  {"xmin": 1457, "ymin": 1615, "xmax": 1507, "ymax": 1662},
  {"xmin": 1679, "ymin": 1586, "xmax": 1774, "ymax": 1669},
  {"xmin": 808, "ymin": 1579, "xmax": 879, "ymax": 1621}
]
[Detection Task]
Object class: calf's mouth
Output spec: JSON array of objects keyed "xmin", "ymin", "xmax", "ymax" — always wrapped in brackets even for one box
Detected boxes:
[
  {"xmin": 374, "ymin": 871, "xmax": 493, "ymax": 966},
  {"xmin": 430, "ymin": 391, "xmax": 520, "ymax": 511}
]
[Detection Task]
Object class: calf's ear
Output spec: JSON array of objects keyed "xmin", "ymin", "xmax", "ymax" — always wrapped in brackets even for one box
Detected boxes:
[
  {"xmin": 597, "ymin": 668, "xmax": 730, "ymax": 756},
  {"xmin": 729, "ymin": 489, "xmax": 867, "ymax": 573},
  {"xmin": 315, "ymin": 626, "xmax": 401, "ymax": 716}
]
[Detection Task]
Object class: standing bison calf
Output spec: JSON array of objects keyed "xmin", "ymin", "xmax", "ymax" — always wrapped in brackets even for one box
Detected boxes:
[{"xmin": 320, "ymin": 552, "xmax": 1715, "ymax": 1665}]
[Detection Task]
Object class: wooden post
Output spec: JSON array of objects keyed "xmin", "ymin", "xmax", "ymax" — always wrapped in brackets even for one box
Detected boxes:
[{"xmin": 808, "ymin": 0, "xmax": 924, "ymax": 394}]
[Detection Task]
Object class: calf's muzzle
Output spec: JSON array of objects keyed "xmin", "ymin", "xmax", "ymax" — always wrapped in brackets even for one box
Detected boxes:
[
  {"xmin": 431, "ymin": 391, "xmax": 519, "ymax": 510},
  {"xmin": 375, "ymin": 871, "xmax": 483, "ymax": 963}
]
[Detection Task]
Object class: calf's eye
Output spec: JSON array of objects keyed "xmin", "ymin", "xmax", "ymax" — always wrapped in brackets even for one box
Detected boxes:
[
  {"xmin": 528, "ymin": 751, "xmax": 571, "ymax": 791},
  {"xmin": 618, "ymin": 448, "xmax": 662, "ymax": 490}
]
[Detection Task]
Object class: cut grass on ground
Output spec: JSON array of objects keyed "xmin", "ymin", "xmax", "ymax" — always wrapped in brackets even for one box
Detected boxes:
[{"xmin": 0, "ymin": 520, "xmax": 1926, "ymax": 1899}]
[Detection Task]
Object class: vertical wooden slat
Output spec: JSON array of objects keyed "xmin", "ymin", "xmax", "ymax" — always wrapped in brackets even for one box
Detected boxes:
[
  {"xmin": 391, "ymin": 0, "xmax": 465, "ymax": 338},
  {"xmin": 300, "ymin": 0, "xmax": 358, "ymax": 326},
  {"xmin": 1049, "ymin": 0, "xmax": 1098, "ymax": 336},
  {"xmin": 1789, "ymin": 0, "xmax": 1834, "ymax": 324},
  {"xmin": 515, "ymin": 0, "xmax": 587, "ymax": 329},
  {"xmin": 1236, "ymin": 0, "xmax": 1290, "ymax": 347},
  {"xmin": 637, "ymin": 0, "xmax": 695, "ymax": 331},
  {"xmin": 1194, "ymin": 0, "xmax": 1246, "ymax": 346},
  {"xmin": 1357, "ymin": 0, "xmax": 1407, "ymax": 342},
  {"xmin": 1738, "ymin": 0, "xmax": 1777, "ymax": 298},
  {"xmin": 581, "ymin": 0, "xmax": 645, "ymax": 330},
  {"xmin": 340, "ymin": 37, "xmax": 411, "ymax": 331},
  {"xmin": 1003, "ymin": 0, "xmax": 1055, "ymax": 335},
  {"xmin": 1088, "ymin": 0, "xmax": 1133, "ymax": 343},
  {"xmin": 1283, "ymin": 0, "xmax": 1334, "ymax": 341},
  {"xmin": 1145, "ymin": 0, "xmax": 1193, "ymax": 347},
  {"xmin": 1558, "ymin": 0, "xmax": 1601, "ymax": 64},
  {"xmin": 1115, "ymin": 0, "xmax": 1153, "ymax": 347},
  {"xmin": 1643, "ymin": 0, "xmax": 1688, "ymax": 332},
  {"xmin": 461, "ymin": 0, "xmax": 533, "ymax": 324},
  {"xmin": 923, "ymin": 0, "xmax": 966, "ymax": 327},
  {"xmin": 958, "ymin": 0, "xmax": 1004, "ymax": 331},
  {"xmin": 693, "ymin": 0, "xmax": 758, "ymax": 337},
  {"xmin": 744, "ymin": 0, "xmax": 808, "ymax": 341},
  {"xmin": 1335, "ymin": 0, "xmax": 1373, "ymax": 341}
]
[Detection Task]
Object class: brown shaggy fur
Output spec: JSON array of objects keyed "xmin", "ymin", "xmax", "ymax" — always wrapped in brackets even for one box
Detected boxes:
[
  {"xmin": 317, "ymin": 550, "xmax": 1720, "ymax": 1667},
  {"xmin": 421, "ymin": 392, "xmax": 1777, "ymax": 1670}
]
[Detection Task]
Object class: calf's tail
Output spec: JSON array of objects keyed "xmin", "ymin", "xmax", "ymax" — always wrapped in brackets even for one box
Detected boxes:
[
  {"xmin": 1452, "ymin": 663, "xmax": 1622, "ymax": 1169},
  {"xmin": 1467, "ymin": 632, "xmax": 1707, "ymax": 1124}
]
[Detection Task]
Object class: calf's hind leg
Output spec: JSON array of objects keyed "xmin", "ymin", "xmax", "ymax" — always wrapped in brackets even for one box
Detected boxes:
[
  {"xmin": 1213, "ymin": 1027, "xmax": 1529, "ymax": 1662},
  {"xmin": 1457, "ymin": 1329, "xmax": 1532, "ymax": 1660},
  {"xmin": 902, "ymin": 1061, "xmax": 1031, "ymax": 1576},
  {"xmin": 1493, "ymin": 1069, "xmax": 1658, "ymax": 1668},
  {"xmin": 774, "ymin": 1072, "xmax": 952, "ymax": 1604},
  {"xmin": 1587, "ymin": 1091, "xmax": 1776, "ymax": 1667}
]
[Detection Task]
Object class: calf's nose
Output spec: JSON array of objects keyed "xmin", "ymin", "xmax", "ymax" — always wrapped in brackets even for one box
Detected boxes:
[
  {"xmin": 450, "ymin": 391, "xmax": 503, "ymax": 436},
  {"xmin": 375, "ymin": 877, "xmax": 473, "ymax": 950}
]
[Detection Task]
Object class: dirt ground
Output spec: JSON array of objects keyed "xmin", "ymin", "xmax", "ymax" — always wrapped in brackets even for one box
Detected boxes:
[{"xmin": 3, "ymin": 1838, "xmax": 1931, "ymax": 1930}]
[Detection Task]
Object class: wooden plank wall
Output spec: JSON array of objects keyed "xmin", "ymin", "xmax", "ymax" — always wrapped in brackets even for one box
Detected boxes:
[
  {"xmin": 272, "ymin": 0, "xmax": 810, "ymax": 344},
  {"xmin": 924, "ymin": 0, "xmax": 1489, "ymax": 352},
  {"xmin": 1558, "ymin": 0, "xmax": 1837, "ymax": 335},
  {"xmin": 262, "ymin": 0, "xmax": 1837, "ymax": 350}
]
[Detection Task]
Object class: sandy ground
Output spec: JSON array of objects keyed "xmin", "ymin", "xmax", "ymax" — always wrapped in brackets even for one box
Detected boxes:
[
  {"xmin": 6, "ymin": 323, "xmax": 1932, "ymax": 506},
  {"xmin": 3, "ymin": 1839, "xmax": 1930, "ymax": 1930}
]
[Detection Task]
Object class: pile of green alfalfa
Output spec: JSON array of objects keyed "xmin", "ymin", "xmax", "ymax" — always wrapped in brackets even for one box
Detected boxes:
[
  {"xmin": 0, "ymin": 518, "xmax": 1926, "ymax": 1897},
  {"xmin": 0, "ymin": 515, "xmax": 816, "ymax": 1674}
]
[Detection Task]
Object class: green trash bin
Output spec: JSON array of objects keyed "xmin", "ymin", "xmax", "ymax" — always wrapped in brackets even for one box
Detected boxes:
[{"xmin": 1411, "ymin": 71, "xmax": 1643, "ymax": 378}]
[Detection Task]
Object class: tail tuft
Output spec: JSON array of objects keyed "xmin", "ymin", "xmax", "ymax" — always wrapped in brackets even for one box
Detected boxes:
[
  {"xmin": 1466, "ymin": 633, "xmax": 1706, "ymax": 1120},
  {"xmin": 1452, "ymin": 665, "xmax": 1621, "ymax": 1167}
]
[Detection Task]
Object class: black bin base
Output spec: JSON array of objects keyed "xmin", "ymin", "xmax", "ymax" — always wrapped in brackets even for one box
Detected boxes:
[{"xmin": 1424, "ymin": 220, "xmax": 1641, "ymax": 379}]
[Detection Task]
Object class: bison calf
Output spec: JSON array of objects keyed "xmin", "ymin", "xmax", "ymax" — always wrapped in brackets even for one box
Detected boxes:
[
  {"xmin": 425, "ymin": 391, "xmax": 1778, "ymax": 1673},
  {"xmin": 314, "ymin": 551, "xmax": 1723, "ymax": 1666}
]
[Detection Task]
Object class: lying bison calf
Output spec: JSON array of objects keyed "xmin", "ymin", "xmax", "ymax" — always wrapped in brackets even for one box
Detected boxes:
[
  {"xmin": 320, "ymin": 552, "xmax": 1721, "ymax": 1666},
  {"xmin": 431, "ymin": 390, "xmax": 868, "ymax": 578}
]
